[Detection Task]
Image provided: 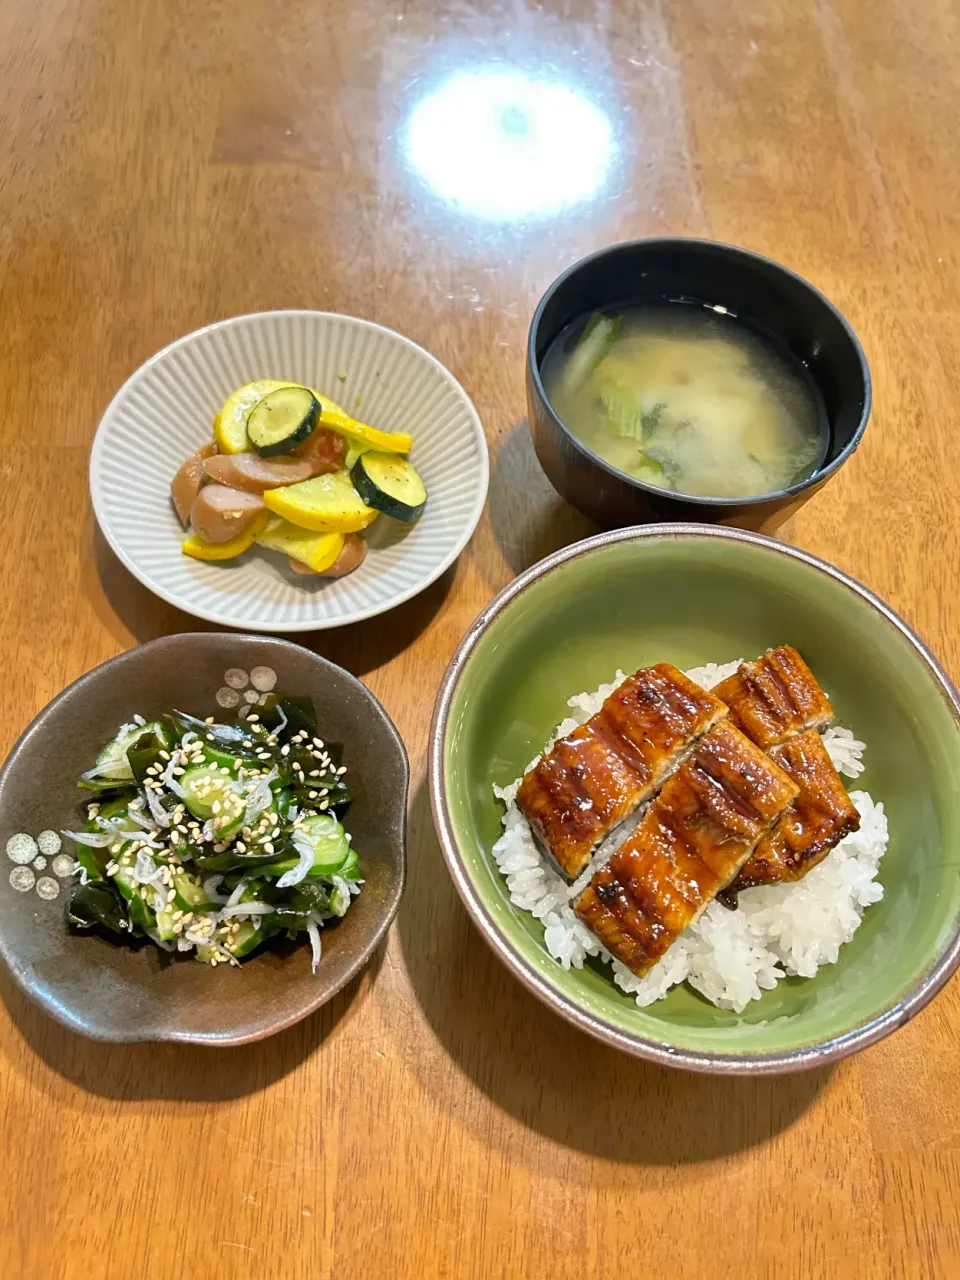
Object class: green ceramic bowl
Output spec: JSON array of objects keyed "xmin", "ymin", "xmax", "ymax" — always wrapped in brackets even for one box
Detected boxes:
[{"xmin": 429, "ymin": 525, "xmax": 960, "ymax": 1073}]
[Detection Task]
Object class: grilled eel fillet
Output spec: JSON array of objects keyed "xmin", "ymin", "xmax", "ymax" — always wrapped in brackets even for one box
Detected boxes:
[
  {"xmin": 574, "ymin": 721, "xmax": 799, "ymax": 977},
  {"xmin": 711, "ymin": 645, "xmax": 834, "ymax": 750},
  {"xmin": 729, "ymin": 730, "xmax": 861, "ymax": 892},
  {"xmin": 516, "ymin": 664, "xmax": 728, "ymax": 881},
  {"xmin": 714, "ymin": 649, "xmax": 860, "ymax": 896}
]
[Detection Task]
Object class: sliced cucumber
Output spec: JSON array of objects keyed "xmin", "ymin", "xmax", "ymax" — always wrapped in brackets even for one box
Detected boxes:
[
  {"xmin": 247, "ymin": 386, "xmax": 320, "ymax": 456},
  {"xmin": 350, "ymin": 452, "xmax": 427, "ymax": 523},
  {"xmin": 230, "ymin": 919, "xmax": 267, "ymax": 957},
  {"xmin": 113, "ymin": 865, "xmax": 158, "ymax": 930},
  {"xmin": 154, "ymin": 906, "xmax": 178, "ymax": 942},
  {"xmin": 172, "ymin": 868, "xmax": 214, "ymax": 912},
  {"xmin": 179, "ymin": 764, "xmax": 246, "ymax": 838},
  {"xmin": 85, "ymin": 721, "xmax": 165, "ymax": 787},
  {"xmin": 263, "ymin": 814, "xmax": 349, "ymax": 879},
  {"xmin": 298, "ymin": 814, "xmax": 350, "ymax": 873},
  {"xmin": 339, "ymin": 847, "xmax": 360, "ymax": 881}
]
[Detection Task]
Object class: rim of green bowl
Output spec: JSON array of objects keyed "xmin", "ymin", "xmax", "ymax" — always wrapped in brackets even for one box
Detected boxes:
[{"xmin": 429, "ymin": 524, "xmax": 960, "ymax": 1074}]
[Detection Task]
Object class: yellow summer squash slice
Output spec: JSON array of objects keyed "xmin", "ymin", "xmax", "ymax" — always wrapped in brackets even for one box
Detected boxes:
[
  {"xmin": 255, "ymin": 516, "xmax": 345, "ymax": 571},
  {"xmin": 215, "ymin": 381, "xmax": 412, "ymax": 457},
  {"xmin": 182, "ymin": 512, "xmax": 269, "ymax": 561},
  {"xmin": 263, "ymin": 472, "xmax": 378, "ymax": 533}
]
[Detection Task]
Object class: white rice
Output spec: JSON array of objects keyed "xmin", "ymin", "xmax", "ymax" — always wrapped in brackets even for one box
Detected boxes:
[{"xmin": 491, "ymin": 661, "xmax": 888, "ymax": 1014}]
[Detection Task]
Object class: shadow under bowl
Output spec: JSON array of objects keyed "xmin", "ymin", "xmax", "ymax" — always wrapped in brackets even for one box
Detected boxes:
[
  {"xmin": 430, "ymin": 525, "xmax": 960, "ymax": 1073},
  {"xmin": 0, "ymin": 634, "xmax": 408, "ymax": 1044},
  {"xmin": 527, "ymin": 238, "xmax": 871, "ymax": 531}
]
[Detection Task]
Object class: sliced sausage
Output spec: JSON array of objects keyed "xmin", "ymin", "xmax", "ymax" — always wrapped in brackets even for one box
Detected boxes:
[
  {"xmin": 171, "ymin": 442, "xmax": 217, "ymax": 526},
  {"xmin": 203, "ymin": 453, "xmax": 313, "ymax": 493},
  {"xmin": 190, "ymin": 485, "xmax": 265, "ymax": 544},
  {"xmin": 288, "ymin": 533, "xmax": 367, "ymax": 578}
]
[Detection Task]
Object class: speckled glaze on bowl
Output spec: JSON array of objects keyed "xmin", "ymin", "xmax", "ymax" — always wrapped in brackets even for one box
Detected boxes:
[
  {"xmin": 430, "ymin": 526, "xmax": 960, "ymax": 1074},
  {"xmin": 0, "ymin": 634, "xmax": 408, "ymax": 1044}
]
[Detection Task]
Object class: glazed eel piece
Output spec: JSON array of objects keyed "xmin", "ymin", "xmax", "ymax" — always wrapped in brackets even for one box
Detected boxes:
[
  {"xmin": 515, "ymin": 664, "xmax": 728, "ymax": 882},
  {"xmin": 713, "ymin": 647, "xmax": 860, "ymax": 896},
  {"xmin": 729, "ymin": 730, "xmax": 861, "ymax": 892},
  {"xmin": 711, "ymin": 645, "xmax": 833, "ymax": 749},
  {"xmin": 573, "ymin": 721, "xmax": 799, "ymax": 978}
]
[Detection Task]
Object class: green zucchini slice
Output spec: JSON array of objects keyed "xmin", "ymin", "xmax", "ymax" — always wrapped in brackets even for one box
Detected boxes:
[
  {"xmin": 247, "ymin": 386, "xmax": 320, "ymax": 457},
  {"xmin": 350, "ymin": 452, "xmax": 427, "ymax": 522}
]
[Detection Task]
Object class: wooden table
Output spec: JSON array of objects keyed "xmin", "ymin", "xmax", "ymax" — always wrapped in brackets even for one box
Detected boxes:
[{"xmin": 2, "ymin": 0, "xmax": 958, "ymax": 1275}]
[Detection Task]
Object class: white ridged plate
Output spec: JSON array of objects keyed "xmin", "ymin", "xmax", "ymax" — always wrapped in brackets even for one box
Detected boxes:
[{"xmin": 90, "ymin": 311, "xmax": 489, "ymax": 631}]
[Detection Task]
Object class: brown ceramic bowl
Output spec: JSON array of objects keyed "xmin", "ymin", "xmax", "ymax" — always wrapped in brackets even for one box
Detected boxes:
[{"xmin": 0, "ymin": 634, "xmax": 408, "ymax": 1044}]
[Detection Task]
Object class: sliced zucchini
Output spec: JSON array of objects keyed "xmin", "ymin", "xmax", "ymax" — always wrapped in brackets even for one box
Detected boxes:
[
  {"xmin": 263, "ymin": 472, "xmax": 378, "ymax": 533},
  {"xmin": 350, "ymin": 452, "xmax": 426, "ymax": 523},
  {"xmin": 255, "ymin": 516, "xmax": 345, "ymax": 572},
  {"xmin": 215, "ymin": 379, "xmax": 412, "ymax": 459},
  {"xmin": 247, "ymin": 386, "xmax": 320, "ymax": 457},
  {"xmin": 215, "ymin": 380, "xmax": 289, "ymax": 454},
  {"xmin": 182, "ymin": 511, "xmax": 269, "ymax": 561}
]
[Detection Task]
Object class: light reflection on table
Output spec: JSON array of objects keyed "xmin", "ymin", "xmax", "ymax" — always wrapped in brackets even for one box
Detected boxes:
[{"xmin": 403, "ymin": 66, "xmax": 616, "ymax": 223}]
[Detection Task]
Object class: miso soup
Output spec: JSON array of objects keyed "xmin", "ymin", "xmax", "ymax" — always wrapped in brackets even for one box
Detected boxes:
[{"xmin": 540, "ymin": 302, "xmax": 828, "ymax": 499}]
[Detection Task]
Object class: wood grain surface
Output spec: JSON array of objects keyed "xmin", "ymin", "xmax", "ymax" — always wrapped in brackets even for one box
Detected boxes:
[{"xmin": 1, "ymin": 1, "xmax": 958, "ymax": 1276}]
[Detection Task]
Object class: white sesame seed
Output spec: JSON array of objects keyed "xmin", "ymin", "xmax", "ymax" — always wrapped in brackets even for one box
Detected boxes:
[
  {"xmin": 280, "ymin": 745, "xmax": 290, "ymax": 757},
  {"xmin": 204, "ymin": 716, "xmax": 215, "ymax": 725}
]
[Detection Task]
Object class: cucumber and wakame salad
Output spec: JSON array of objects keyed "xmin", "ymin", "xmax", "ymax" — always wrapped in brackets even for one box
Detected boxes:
[{"xmin": 62, "ymin": 694, "xmax": 360, "ymax": 971}]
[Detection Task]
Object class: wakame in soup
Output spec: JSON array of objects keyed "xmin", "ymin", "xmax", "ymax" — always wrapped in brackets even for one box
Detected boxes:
[{"xmin": 540, "ymin": 302, "xmax": 828, "ymax": 499}]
